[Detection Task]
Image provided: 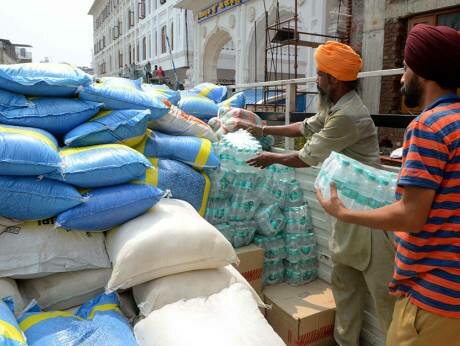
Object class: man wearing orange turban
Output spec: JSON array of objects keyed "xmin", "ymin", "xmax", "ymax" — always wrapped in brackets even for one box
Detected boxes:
[{"xmin": 242, "ymin": 41, "xmax": 396, "ymax": 345}]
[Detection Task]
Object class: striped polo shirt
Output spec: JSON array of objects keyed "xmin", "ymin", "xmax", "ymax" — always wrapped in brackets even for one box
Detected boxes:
[{"xmin": 390, "ymin": 94, "xmax": 460, "ymax": 318}]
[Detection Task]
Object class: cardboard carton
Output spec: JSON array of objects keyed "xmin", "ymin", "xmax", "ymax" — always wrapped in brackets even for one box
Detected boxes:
[
  {"xmin": 233, "ymin": 244, "xmax": 264, "ymax": 295},
  {"xmin": 264, "ymin": 280, "xmax": 336, "ymax": 346}
]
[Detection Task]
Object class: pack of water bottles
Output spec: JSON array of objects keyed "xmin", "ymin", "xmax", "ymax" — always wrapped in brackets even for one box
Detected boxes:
[
  {"xmin": 216, "ymin": 221, "xmax": 258, "ymax": 248},
  {"xmin": 315, "ymin": 151, "xmax": 398, "ymax": 210},
  {"xmin": 205, "ymin": 129, "xmax": 318, "ymax": 286},
  {"xmin": 213, "ymin": 129, "xmax": 263, "ymax": 173}
]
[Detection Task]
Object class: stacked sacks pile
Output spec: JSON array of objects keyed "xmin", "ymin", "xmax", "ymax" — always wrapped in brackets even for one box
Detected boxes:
[
  {"xmin": 206, "ymin": 129, "xmax": 318, "ymax": 287},
  {"xmin": 0, "ymin": 64, "xmax": 281, "ymax": 345}
]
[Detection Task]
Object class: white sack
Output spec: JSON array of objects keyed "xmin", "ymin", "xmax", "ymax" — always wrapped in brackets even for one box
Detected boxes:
[
  {"xmin": 0, "ymin": 278, "xmax": 25, "ymax": 315},
  {"xmin": 106, "ymin": 198, "xmax": 238, "ymax": 291},
  {"xmin": 134, "ymin": 283, "xmax": 284, "ymax": 346},
  {"xmin": 0, "ymin": 220, "xmax": 110, "ymax": 279},
  {"xmin": 18, "ymin": 268, "xmax": 112, "ymax": 311},
  {"xmin": 133, "ymin": 265, "xmax": 265, "ymax": 316}
]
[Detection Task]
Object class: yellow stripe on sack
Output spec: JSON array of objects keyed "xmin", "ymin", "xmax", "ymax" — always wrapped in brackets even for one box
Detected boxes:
[
  {"xmin": 122, "ymin": 134, "xmax": 146, "ymax": 148},
  {"xmin": 0, "ymin": 125, "xmax": 57, "ymax": 151},
  {"xmin": 198, "ymin": 85, "xmax": 212, "ymax": 97},
  {"xmin": 59, "ymin": 143, "xmax": 136, "ymax": 157},
  {"xmin": 88, "ymin": 304, "xmax": 122, "ymax": 320},
  {"xmin": 199, "ymin": 171, "xmax": 211, "ymax": 216},
  {"xmin": 90, "ymin": 110, "xmax": 112, "ymax": 121},
  {"xmin": 0, "ymin": 320, "xmax": 26, "ymax": 344},
  {"xmin": 132, "ymin": 162, "xmax": 158, "ymax": 186},
  {"xmin": 147, "ymin": 158, "xmax": 159, "ymax": 186},
  {"xmin": 194, "ymin": 139, "xmax": 212, "ymax": 167},
  {"xmin": 132, "ymin": 130, "xmax": 150, "ymax": 154},
  {"xmin": 19, "ymin": 311, "xmax": 82, "ymax": 332}
]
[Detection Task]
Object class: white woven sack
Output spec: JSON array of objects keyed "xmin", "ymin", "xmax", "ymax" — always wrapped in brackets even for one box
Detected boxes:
[
  {"xmin": 149, "ymin": 105, "xmax": 218, "ymax": 142},
  {"xmin": 134, "ymin": 283, "xmax": 284, "ymax": 346},
  {"xmin": 133, "ymin": 265, "xmax": 265, "ymax": 316},
  {"xmin": 106, "ymin": 198, "xmax": 238, "ymax": 291},
  {"xmin": 18, "ymin": 268, "xmax": 112, "ymax": 311},
  {"xmin": 0, "ymin": 220, "xmax": 110, "ymax": 279},
  {"xmin": 0, "ymin": 278, "xmax": 25, "ymax": 315}
]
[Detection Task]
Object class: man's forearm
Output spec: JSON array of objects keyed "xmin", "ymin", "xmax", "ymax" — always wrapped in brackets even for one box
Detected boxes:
[
  {"xmin": 340, "ymin": 201, "xmax": 426, "ymax": 233},
  {"xmin": 278, "ymin": 152, "xmax": 309, "ymax": 168},
  {"xmin": 263, "ymin": 122, "xmax": 303, "ymax": 137}
]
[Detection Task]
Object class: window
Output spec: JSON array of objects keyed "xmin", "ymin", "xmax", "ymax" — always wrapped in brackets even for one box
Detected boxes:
[
  {"xmin": 128, "ymin": 10, "xmax": 135, "ymax": 28},
  {"xmin": 142, "ymin": 37, "xmax": 147, "ymax": 60},
  {"xmin": 102, "ymin": 36, "xmax": 106, "ymax": 48},
  {"xmin": 136, "ymin": 42, "xmax": 140, "ymax": 63},
  {"xmin": 161, "ymin": 25, "xmax": 167, "ymax": 54},
  {"xmin": 129, "ymin": 44, "xmax": 132, "ymax": 64},
  {"xmin": 138, "ymin": 0, "xmax": 146, "ymax": 19},
  {"xmin": 170, "ymin": 22, "xmax": 174, "ymax": 51},
  {"xmin": 118, "ymin": 51, "xmax": 123, "ymax": 68}
]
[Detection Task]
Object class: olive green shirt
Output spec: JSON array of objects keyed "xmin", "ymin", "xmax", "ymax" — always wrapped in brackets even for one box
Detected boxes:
[
  {"xmin": 299, "ymin": 90, "xmax": 380, "ymax": 167},
  {"xmin": 300, "ymin": 90, "xmax": 381, "ymax": 270}
]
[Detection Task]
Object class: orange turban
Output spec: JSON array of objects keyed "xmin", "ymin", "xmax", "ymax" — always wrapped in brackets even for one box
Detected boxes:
[{"xmin": 314, "ymin": 41, "xmax": 362, "ymax": 81}]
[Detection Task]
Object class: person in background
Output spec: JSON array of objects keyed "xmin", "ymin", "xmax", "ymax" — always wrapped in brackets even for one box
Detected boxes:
[
  {"xmin": 122, "ymin": 64, "xmax": 129, "ymax": 78},
  {"xmin": 156, "ymin": 66, "xmax": 165, "ymax": 83},
  {"xmin": 241, "ymin": 41, "xmax": 396, "ymax": 346},
  {"xmin": 129, "ymin": 62, "xmax": 136, "ymax": 79},
  {"xmin": 144, "ymin": 61, "xmax": 152, "ymax": 83},
  {"xmin": 316, "ymin": 24, "xmax": 460, "ymax": 346}
]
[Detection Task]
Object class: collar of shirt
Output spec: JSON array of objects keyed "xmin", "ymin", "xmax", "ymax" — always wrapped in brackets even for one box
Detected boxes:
[
  {"xmin": 329, "ymin": 90, "xmax": 359, "ymax": 113},
  {"xmin": 423, "ymin": 93, "xmax": 460, "ymax": 112}
]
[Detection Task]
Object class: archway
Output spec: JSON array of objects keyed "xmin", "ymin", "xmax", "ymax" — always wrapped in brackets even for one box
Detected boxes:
[{"xmin": 202, "ymin": 29, "xmax": 234, "ymax": 84}]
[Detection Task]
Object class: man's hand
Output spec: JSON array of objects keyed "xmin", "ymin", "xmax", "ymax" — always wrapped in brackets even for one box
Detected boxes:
[
  {"xmin": 246, "ymin": 152, "xmax": 280, "ymax": 168},
  {"xmin": 315, "ymin": 182, "xmax": 347, "ymax": 219},
  {"xmin": 234, "ymin": 120, "xmax": 263, "ymax": 137}
]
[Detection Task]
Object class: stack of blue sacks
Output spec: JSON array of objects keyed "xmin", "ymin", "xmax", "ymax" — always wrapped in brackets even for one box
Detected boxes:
[{"xmin": 0, "ymin": 63, "xmax": 251, "ymax": 345}]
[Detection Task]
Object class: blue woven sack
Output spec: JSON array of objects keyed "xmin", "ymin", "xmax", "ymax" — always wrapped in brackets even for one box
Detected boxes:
[
  {"xmin": 0, "ymin": 298, "xmax": 27, "ymax": 346},
  {"xmin": 47, "ymin": 144, "xmax": 152, "ymax": 188},
  {"xmin": 177, "ymin": 95, "xmax": 219, "ymax": 121},
  {"xmin": 79, "ymin": 79, "xmax": 168, "ymax": 120},
  {"xmin": 0, "ymin": 63, "xmax": 92, "ymax": 97},
  {"xmin": 135, "ymin": 130, "xmax": 219, "ymax": 168},
  {"xmin": 0, "ymin": 124, "xmax": 61, "ymax": 176},
  {"xmin": 0, "ymin": 176, "xmax": 84, "ymax": 220},
  {"xmin": 142, "ymin": 84, "xmax": 181, "ymax": 106},
  {"xmin": 56, "ymin": 183, "xmax": 163, "ymax": 231},
  {"xmin": 99, "ymin": 76, "xmax": 142, "ymax": 90},
  {"xmin": 218, "ymin": 92, "xmax": 246, "ymax": 109},
  {"xmin": 18, "ymin": 293, "xmax": 137, "ymax": 346},
  {"xmin": 140, "ymin": 158, "xmax": 211, "ymax": 216},
  {"xmin": 0, "ymin": 89, "xmax": 32, "ymax": 109},
  {"xmin": 0, "ymin": 98, "xmax": 102, "ymax": 136},
  {"xmin": 188, "ymin": 82, "xmax": 228, "ymax": 103},
  {"xmin": 64, "ymin": 109, "xmax": 150, "ymax": 148}
]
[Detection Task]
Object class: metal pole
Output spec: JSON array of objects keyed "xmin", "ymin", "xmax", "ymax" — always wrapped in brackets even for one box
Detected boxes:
[
  {"xmin": 165, "ymin": 35, "xmax": 179, "ymax": 90},
  {"xmin": 285, "ymin": 83, "xmax": 296, "ymax": 150}
]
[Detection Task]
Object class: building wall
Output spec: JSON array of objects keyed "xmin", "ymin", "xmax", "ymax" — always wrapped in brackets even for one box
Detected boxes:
[
  {"xmin": 377, "ymin": 0, "xmax": 459, "ymax": 148},
  {"xmin": 90, "ymin": 0, "xmax": 197, "ymax": 81}
]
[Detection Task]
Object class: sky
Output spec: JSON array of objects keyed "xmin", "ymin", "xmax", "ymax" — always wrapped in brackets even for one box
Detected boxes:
[{"xmin": 0, "ymin": 0, "xmax": 95, "ymax": 67}]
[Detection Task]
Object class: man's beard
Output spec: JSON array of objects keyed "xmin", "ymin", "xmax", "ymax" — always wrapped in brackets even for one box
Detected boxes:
[
  {"xmin": 401, "ymin": 76, "xmax": 422, "ymax": 108},
  {"xmin": 317, "ymin": 85, "xmax": 333, "ymax": 112}
]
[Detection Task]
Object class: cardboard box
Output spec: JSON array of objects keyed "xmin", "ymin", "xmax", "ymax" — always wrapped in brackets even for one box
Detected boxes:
[
  {"xmin": 232, "ymin": 244, "xmax": 264, "ymax": 295},
  {"xmin": 264, "ymin": 280, "xmax": 336, "ymax": 346}
]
